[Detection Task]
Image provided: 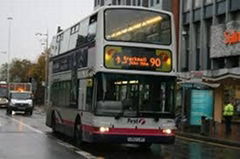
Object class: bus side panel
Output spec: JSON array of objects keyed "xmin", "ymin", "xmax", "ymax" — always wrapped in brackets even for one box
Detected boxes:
[{"xmin": 81, "ymin": 112, "xmax": 95, "ymax": 142}]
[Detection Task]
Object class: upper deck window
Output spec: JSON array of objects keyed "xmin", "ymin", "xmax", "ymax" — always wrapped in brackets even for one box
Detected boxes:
[
  {"xmin": 70, "ymin": 23, "xmax": 80, "ymax": 35},
  {"xmin": 105, "ymin": 9, "xmax": 171, "ymax": 45}
]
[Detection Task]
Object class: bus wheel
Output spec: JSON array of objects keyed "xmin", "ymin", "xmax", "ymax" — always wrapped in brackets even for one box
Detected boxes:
[
  {"xmin": 6, "ymin": 109, "xmax": 12, "ymax": 116},
  {"xmin": 51, "ymin": 113, "xmax": 57, "ymax": 134},
  {"xmin": 74, "ymin": 120, "xmax": 83, "ymax": 147}
]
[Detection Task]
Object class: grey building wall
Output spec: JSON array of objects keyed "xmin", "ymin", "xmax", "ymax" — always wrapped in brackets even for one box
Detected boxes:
[
  {"xmin": 93, "ymin": 0, "xmax": 171, "ymax": 11},
  {"xmin": 179, "ymin": 0, "xmax": 240, "ymax": 73},
  {"xmin": 211, "ymin": 21, "xmax": 240, "ymax": 58}
]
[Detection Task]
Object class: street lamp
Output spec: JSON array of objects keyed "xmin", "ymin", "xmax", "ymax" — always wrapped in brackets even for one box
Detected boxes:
[
  {"xmin": 7, "ymin": 17, "xmax": 13, "ymax": 96},
  {"xmin": 35, "ymin": 31, "xmax": 49, "ymax": 106}
]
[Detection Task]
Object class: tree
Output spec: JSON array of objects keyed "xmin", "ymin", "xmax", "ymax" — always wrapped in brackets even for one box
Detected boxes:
[
  {"xmin": 29, "ymin": 53, "xmax": 46, "ymax": 83},
  {"xmin": 28, "ymin": 53, "xmax": 46, "ymax": 104},
  {"xmin": 9, "ymin": 58, "xmax": 32, "ymax": 82},
  {"xmin": 0, "ymin": 63, "xmax": 8, "ymax": 81}
]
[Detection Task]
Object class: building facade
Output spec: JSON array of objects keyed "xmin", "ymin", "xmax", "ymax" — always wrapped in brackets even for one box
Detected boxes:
[
  {"xmin": 178, "ymin": 0, "xmax": 240, "ymax": 123},
  {"xmin": 94, "ymin": 0, "xmax": 172, "ymax": 11}
]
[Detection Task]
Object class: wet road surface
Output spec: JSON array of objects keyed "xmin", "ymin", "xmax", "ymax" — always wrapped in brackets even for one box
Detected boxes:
[
  {"xmin": 0, "ymin": 108, "xmax": 240, "ymax": 159},
  {"xmin": 0, "ymin": 109, "xmax": 86, "ymax": 159}
]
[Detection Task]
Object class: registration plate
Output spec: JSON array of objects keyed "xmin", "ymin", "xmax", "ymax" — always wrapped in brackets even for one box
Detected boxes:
[{"xmin": 127, "ymin": 137, "xmax": 146, "ymax": 143}]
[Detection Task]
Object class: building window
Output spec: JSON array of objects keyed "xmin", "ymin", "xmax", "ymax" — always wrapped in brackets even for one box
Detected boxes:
[
  {"xmin": 194, "ymin": 0, "xmax": 201, "ymax": 8},
  {"xmin": 195, "ymin": 23, "xmax": 201, "ymax": 70},
  {"xmin": 195, "ymin": 23, "xmax": 200, "ymax": 49},
  {"xmin": 207, "ymin": 47, "xmax": 211, "ymax": 69},
  {"xmin": 126, "ymin": 0, "xmax": 131, "ymax": 5},
  {"xmin": 213, "ymin": 58, "xmax": 225, "ymax": 69},
  {"xmin": 184, "ymin": 0, "xmax": 191, "ymax": 11},
  {"xmin": 185, "ymin": 50, "xmax": 189, "ymax": 71},
  {"xmin": 196, "ymin": 49, "xmax": 200, "ymax": 70},
  {"xmin": 117, "ymin": 0, "xmax": 121, "ymax": 5},
  {"xmin": 217, "ymin": 14, "xmax": 225, "ymax": 24},
  {"xmin": 156, "ymin": 0, "xmax": 160, "ymax": 4},
  {"xmin": 183, "ymin": 26, "xmax": 190, "ymax": 72},
  {"xmin": 206, "ymin": 20, "xmax": 212, "ymax": 69},
  {"xmin": 205, "ymin": 0, "xmax": 213, "ymax": 5},
  {"xmin": 226, "ymin": 56, "xmax": 239, "ymax": 68}
]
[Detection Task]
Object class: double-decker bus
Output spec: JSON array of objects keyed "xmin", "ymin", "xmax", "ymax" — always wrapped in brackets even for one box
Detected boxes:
[{"xmin": 46, "ymin": 6, "xmax": 177, "ymax": 147}]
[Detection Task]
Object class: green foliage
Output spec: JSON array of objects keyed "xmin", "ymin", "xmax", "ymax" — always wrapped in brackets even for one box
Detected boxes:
[
  {"xmin": 0, "ymin": 52, "xmax": 47, "ymax": 105},
  {"xmin": 0, "ymin": 63, "xmax": 8, "ymax": 81},
  {"xmin": 28, "ymin": 52, "xmax": 46, "ymax": 105},
  {"xmin": 29, "ymin": 53, "xmax": 46, "ymax": 83},
  {"xmin": 9, "ymin": 58, "xmax": 32, "ymax": 82}
]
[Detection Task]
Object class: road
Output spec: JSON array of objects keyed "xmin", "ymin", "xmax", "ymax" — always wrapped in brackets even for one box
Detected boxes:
[{"xmin": 0, "ymin": 108, "xmax": 240, "ymax": 159}]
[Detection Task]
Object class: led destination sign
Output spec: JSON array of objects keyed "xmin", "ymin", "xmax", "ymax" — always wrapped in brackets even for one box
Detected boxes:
[
  {"xmin": 114, "ymin": 55, "xmax": 161, "ymax": 67},
  {"xmin": 105, "ymin": 46, "xmax": 172, "ymax": 72}
]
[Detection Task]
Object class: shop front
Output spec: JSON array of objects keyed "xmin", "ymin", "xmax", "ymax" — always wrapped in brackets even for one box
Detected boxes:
[{"xmin": 203, "ymin": 73, "xmax": 240, "ymax": 123}]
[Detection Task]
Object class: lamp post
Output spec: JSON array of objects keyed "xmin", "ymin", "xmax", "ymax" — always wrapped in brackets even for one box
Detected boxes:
[
  {"xmin": 7, "ymin": 17, "xmax": 13, "ymax": 96},
  {"xmin": 35, "ymin": 31, "xmax": 49, "ymax": 106}
]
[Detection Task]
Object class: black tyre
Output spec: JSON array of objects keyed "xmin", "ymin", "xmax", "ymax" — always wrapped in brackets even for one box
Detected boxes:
[
  {"xmin": 25, "ymin": 110, "xmax": 32, "ymax": 116},
  {"xmin": 28, "ymin": 110, "xmax": 33, "ymax": 116},
  {"xmin": 74, "ymin": 119, "xmax": 83, "ymax": 147},
  {"xmin": 6, "ymin": 108, "xmax": 12, "ymax": 116}
]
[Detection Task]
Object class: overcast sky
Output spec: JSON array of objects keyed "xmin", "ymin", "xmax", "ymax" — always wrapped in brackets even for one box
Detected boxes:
[{"xmin": 0, "ymin": 0, "xmax": 94, "ymax": 64}]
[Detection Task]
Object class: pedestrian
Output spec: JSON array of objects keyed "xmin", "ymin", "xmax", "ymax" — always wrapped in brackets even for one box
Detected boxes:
[{"xmin": 223, "ymin": 100, "xmax": 234, "ymax": 135}]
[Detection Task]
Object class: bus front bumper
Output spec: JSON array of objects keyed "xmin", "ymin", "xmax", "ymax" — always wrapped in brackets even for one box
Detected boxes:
[{"xmin": 90, "ymin": 134, "xmax": 175, "ymax": 144}]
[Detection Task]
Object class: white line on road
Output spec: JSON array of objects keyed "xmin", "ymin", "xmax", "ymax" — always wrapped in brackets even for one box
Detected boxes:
[
  {"xmin": 7, "ymin": 115, "xmax": 97, "ymax": 159},
  {"xmin": 9, "ymin": 117, "xmax": 44, "ymax": 134},
  {"xmin": 75, "ymin": 151, "xmax": 97, "ymax": 159}
]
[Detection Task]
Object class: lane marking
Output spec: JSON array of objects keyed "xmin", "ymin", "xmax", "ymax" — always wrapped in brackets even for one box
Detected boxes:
[
  {"xmin": 75, "ymin": 151, "xmax": 97, "ymax": 159},
  {"xmin": 177, "ymin": 135, "xmax": 240, "ymax": 150},
  {"xmin": 6, "ymin": 115, "xmax": 97, "ymax": 159},
  {"xmin": 56, "ymin": 140, "xmax": 97, "ymax": 159},
  {"xmin": 9, "ymin": 117, "xmax": 44, "ymax": 134}
]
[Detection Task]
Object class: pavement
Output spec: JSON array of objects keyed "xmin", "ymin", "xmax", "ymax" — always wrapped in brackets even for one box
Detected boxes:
[{"xmin": 176, "ymin": 122, "xmax": 240, "ymax": 147}]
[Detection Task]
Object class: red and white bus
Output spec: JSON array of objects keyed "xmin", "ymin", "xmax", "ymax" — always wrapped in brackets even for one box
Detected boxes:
[{"xmin": 46, "ymin": 6, "xmax": 177, "ymax": 147}]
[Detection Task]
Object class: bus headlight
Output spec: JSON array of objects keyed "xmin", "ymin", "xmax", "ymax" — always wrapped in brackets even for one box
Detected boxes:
[
  {"xmin": 163, "ymin": 129, "xmax": 172, "ymax": 134},
  {"xmin": 99, "ymin": 127, "xmax": 109, "ymax": 133}
]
